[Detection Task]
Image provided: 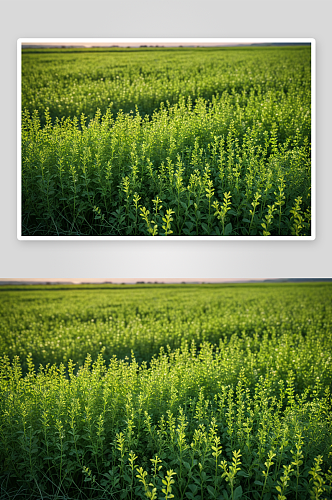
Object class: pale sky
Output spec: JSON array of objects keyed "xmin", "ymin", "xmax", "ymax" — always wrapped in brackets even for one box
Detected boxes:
[
  {"xmin": 0, "ymin": 278, "xmax": 268, "ymax": 284},
  {"xmin": 22, "ymin": 42, "xmax": 249, "ymax": 48}
]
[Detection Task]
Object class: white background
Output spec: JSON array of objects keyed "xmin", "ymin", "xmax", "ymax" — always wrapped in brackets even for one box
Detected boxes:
[{"xmin": 1, "ymin": 0, "xmax": 331, "ymax": 280}]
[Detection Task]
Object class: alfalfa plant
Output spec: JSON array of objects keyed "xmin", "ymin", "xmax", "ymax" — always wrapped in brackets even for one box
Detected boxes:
[
  {"xmin": 162, "ymin": 209, "xmax": 175, "ymax": 236},
  {"xmin": 308, "ymin": 455, "xmax": 330, "ymax": 500},
  {"xmin": 210, "ymin": 435, "xmax": 223, "ymax": 498},
  {"xmin": 261, "ymin": 204, "xmax": 277, "ymax": 236},
  {"xmin": 162, "ymin": 469, "xmax": 177, "ymax": 500},
  {"xmin": 136, "ymin": 467, "xmax": 158, "ymax": 499},
  {"xmin": 213, "ymin": 192, "xmax": 232, "ymax": 235},
  {"xmin": 291, "ymin": 432, "xmax": 304, "ymax": 500},
  {"xmin": 290, "ymin": 196, "xmax": 307, "ymax": 236},
  {"xmin": 246, "ymin": 191, "xmax": 260, "ymax": 235},
  {"xmin": 205, "ymin": 179, "xmax": 215, "ymax": 234},
  {"xmin": 274, "ymin": 176, "xmax": 286, "ymax": 235},
  {"xmin": 132, "ymin": 192, "xmax": 142, "ymax": 235},
  {"xmin": 122, "ymin": 176, "xmax": 131, "ymax": 227},
  {"xmin": 219, "ymin": 449, "xmax": 243, "ymax": 500},
  {"xmin": 260, "ymin": 450, "xmax": 276, "ymax": 499},
  {"xmin": 275, "ymin": 464, "xmax": 294, "ymax": 500},
  {"xmin": 140, "ymin": 207, "xmax": 158, "ymax": 236}
]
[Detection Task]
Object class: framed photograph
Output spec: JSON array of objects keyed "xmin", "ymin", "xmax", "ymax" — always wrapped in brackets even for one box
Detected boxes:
[{"xmin": 18, "ymin": 38, "xmax": 315, "ymax": 240}]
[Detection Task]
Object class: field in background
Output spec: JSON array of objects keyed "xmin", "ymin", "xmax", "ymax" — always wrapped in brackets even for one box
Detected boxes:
[
  {"xmin": 21, "ymin": 46, "xmax": 312, "ymax": 236},
  {"xmin": 0, "ymin": 283, "xmax": 331, "ymax": 499}
]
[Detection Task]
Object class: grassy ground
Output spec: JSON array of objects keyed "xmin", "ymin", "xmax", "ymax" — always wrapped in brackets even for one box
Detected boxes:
[
  {"xmin": 0, "ymin": 283, "xmax": 331, "ymax": 499},
  {"xmin": 21, "ymin": 46, "xmax": 311, "ymax": 236}
]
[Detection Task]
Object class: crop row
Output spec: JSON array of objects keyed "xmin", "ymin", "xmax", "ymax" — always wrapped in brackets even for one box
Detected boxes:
[
  {"xmin": 1, "ymin": 343, "xmax": 331, "ymax": 499},
  {"xmin": 22, "ymin": 46, "xmax": 311, "ymax": 125},
  {"xmin": 22, "ymin": 95, "xmax": 311, "ymax": 236},
  {"xmin": 1, "ymin": 283, "xmax": 330, "ymax": 373}
]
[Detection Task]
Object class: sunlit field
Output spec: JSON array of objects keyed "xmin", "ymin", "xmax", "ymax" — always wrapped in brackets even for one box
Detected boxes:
[
  {"xmin": 1, "ymin": 282, "xmax": 331, "ymax": 499},
  {"xmin": 21, "ymin": 45, "xmax": 312, "ymax": 237}
]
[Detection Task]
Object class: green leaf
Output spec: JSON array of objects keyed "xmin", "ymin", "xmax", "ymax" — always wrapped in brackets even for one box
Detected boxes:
[
  {"xmin": 185, "ymin": 221, "xmax": 194, "ymax": 231},
  {"xmin": 221, "ymin": 489, "xmax": 230, "ymax": 500},
  {"xmin": 185, "ymin": 494, "xmax": 195, "ymax": 500},
  {"xmin": 233, "ymin": 485, "xmax": 243, "ymax": 500},
  {"xmin": 207, "ymin": 485, "xmax": 216, "ymax": 497},
  {"xmin": 224, "ymin": 222, "xmax": 232, "ymax": 236},
  {"xmin": 201, "ymin": 471, "xmax": 207, "ymax": 481},
  {"xmin": 188, "ymin": 483, "xmax": 198, "ymax": 494},
  {"xmin": 123, "ymin": 472, "xmax": 131, "ymax": 483}
]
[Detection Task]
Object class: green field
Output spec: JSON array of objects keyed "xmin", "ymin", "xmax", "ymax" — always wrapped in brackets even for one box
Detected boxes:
[
  {"xmin": 0, "ymin": 283, "xmax": 331, "ymax": 499},
  {"xmin": 21, "ymin": 45, "xmax": 312, "ymax": 236}
]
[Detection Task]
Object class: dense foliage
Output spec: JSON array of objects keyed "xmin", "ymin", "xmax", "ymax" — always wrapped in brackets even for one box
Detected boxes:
[
  {"xmin": 21, "ymin": 46, "xmax": 312, "ymax": 236},
  {"xmin": 0, "ymin": 283, "xmax": 331, "ymax": 499}
]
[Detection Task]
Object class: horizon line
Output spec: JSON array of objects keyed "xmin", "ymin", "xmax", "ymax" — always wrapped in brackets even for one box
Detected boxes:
[{"xmin": 1, "ymin": 278, "xmax": 331, "ymax": 285}]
